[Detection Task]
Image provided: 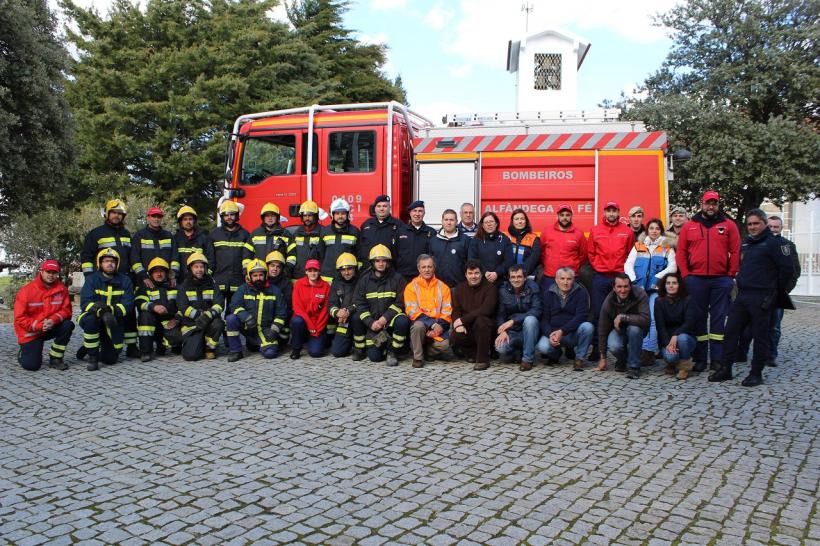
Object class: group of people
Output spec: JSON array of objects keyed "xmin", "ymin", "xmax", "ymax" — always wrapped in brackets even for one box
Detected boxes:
[{"xmin": 14, "ymin": 190, "xmax": 799, "ymax": 387}]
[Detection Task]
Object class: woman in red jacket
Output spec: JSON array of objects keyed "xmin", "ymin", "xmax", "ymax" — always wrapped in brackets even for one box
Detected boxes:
[
  {"xmin": 290, "ymin": 259, "xmax": 331, "ymax": 359},
  {"xmin": 14, "ymin": 260, "xmax": 75, "ymax": 371}
]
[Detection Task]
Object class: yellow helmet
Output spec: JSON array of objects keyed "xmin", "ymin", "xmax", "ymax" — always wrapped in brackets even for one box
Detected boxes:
[
  {"xmin": 298, "ymin": 200, "xmax": 319, "ymax": 215},
  {"xmin": 336, "ymin": 252, "xmax": 357, "ymax": 270},
  {"xmin": 265, "ymin": 251, "xmax": 286, "ymax": 265},
  {"xmin": 218, "ymin": 200, "xmax": 240, "ymax": 215},
  {"xmin": 177, "ymin": 205, "xmax": 197, "ymax": 220},
  {"xmin": 96, "ymin": 248, "xmax": 120, "ymax": 268},
  {"xmin": 147, "ymin": 257, "xmax": 170, "ymax": 272},
  {"xmin": 260, "ymin": 202, "xmax": 280, "ymax": 218},
  {"xmin": 368, "ymin": 244, "xmax": 392, "ymax": 261},
  {"xmin": 105, "ymin": 199, "xmax": 128, "ymax": 216},
  {"xmin": 245, "ymin": 259, "xmax": 268, "ymax": 281},
  {"xmin": 186, "ymin": 252, "xmax": 208, "ymax": 267}
]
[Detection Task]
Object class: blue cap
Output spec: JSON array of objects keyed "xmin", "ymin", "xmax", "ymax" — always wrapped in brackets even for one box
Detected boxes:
[
  {"xmin": 373, "ymin": 195, "xmax": 390, "ymax": 206},
  {"xmin": 407, "ymin": 200, "xmax": 425, "ymax": 211}
]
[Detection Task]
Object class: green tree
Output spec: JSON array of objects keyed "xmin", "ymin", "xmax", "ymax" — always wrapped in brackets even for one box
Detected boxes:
[
  {"xmin": 61, "ymin": 0, "xmax": 336, "ymax": 215},
  {"xmin": 624, "ymin": 0, "xmax": 820, "ymax": 223},
  {"xmin": 0, "ymin": 0, "xmax": 74, "ymax": 225},
  {"xmin": 286, "ymin": 0, "xmax": 406, "ymax": 103}
]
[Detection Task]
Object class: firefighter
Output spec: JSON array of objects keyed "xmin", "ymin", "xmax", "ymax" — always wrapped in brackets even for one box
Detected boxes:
[
  {"xmin": 395, "ymin": 200, "xmax": 435, "ymax": 281},
  {"xmin": 358, "ymin": 195, "xmax": 402, "ymax": 264},
  {"xmin": 404, "ymin": 254, "xmax": 452, "ymax": 368},
  {"xmin": 131, "ymin": 207, "xmax": 179, "ymax": 287},
  {"xmin": 290, "ymin": 259, "xmax": 331, "ymax": 359},
  {"xmin": 504, "ymin": 208, "xmax": 541, "ymax": 278},
  {"xmin": 80, "ymin": 199, "xmax": 138, "ymax": 357},
  {"xmin": 14, "ymin": 260, "xmax": 75, "ymax": 371},
  {"xmin": 206, "ymin": 201, "xmax": 253, "ymax": 314},
  {"xmin": 266, "ymin": 251, "xmax": 293, "ymax": 347},
  {"xmin": 319, "ymin": 198, "xmax": 360, "ymax": 283},
  {"xmin": 587, "ymin": 201, "xmax": 633, "ymax": 361},
  {"xmin": 135, "ymin": 257, "xmax": 181, "ymax": 362},
  {"xmin": 540, "ymin": 204, "xmax": 588, "ymax": 289},
  {"xmin": 675, "ymin": 190, "xmax": 740, "ymax": 372},
  {"xmin": 292, "ymin": 200, "xmax": 322, "ymax": 280},
  {"xmin": 329, "ymin": 252, "xmax": 360, "ymax": 358},
  {"xmin": 429, "ymin": 208, "xmax": 468, "ymax": 288},
  {"xmin": 174, "ymin": 206, "xmax": 208, "ymax": 284},
  {"xmin": 177, "ymin": 253, "xmax": 225, "ymax": 361},
  {"xmin": 226, "ymin": 259, "xmax": 288, "ymax": 362},
  {"xmin": 353, "ymin": 244, "xmax": 410, "ymax": 366},
  {"xmin": 709, "ymin": 209, "xmax": 794, "ymax": 387},
  {"xmin": 250, "ymin": 202, "xmax": 296, "ymax": 273},
  {"xmin": 79, "ymin": 248, "xmax": 135, "ymax": 370}
]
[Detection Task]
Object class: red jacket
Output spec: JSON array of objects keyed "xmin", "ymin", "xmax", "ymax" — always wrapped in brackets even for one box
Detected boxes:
[
  {"xmin": 292, "ymin": 276, "xmax": 331, "ymax": 336},
  {"xmin": 14, "ymin": 275, "xmax": 73, "ymax": 344},
  {"xmin": 676, "ymin": 212, "xmax": 740, "ymax": 277},
  {"xmin": 588, "ymin": 218, "xmax": 633, "ymax": 274},
  {"xmin": 540, "ymin": 222, "xmax": 588, "ymax": 276}
]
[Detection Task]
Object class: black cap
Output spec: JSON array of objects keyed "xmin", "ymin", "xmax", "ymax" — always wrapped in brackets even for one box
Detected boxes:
[
  {"xmin": 373, "ymin": 195, "xmax": 390, "ymax": 206},
  {"xmin": 407, "ymin": 200, "xmax": 425, "ymax": 212}
]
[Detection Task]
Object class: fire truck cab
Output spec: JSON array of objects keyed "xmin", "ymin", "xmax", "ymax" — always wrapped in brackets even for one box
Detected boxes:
[{"xmin": 223, "ymin": 101, "xmax": 669, "ymax": 233}]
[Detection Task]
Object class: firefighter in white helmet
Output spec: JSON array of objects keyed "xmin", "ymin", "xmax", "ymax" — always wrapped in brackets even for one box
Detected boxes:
[{"xmin": 319, "ymin": 198, "xmax": 360, "ymax": 284}]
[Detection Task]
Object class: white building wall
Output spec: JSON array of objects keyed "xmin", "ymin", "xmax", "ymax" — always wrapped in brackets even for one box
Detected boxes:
[{"xmin": 787, "ymin": 198, "xmax": 820, "ymax": 296}]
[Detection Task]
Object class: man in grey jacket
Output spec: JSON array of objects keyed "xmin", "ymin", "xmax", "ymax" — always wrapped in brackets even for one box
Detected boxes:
[{"xmin": 596, "ymin": 273, "xmax": 650, "ymax": 378}]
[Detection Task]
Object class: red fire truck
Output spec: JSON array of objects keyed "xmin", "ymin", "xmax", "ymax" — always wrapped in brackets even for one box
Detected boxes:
[{"xmin": 222, "ymin": 101, "xmax": 669, "ymax": 232}]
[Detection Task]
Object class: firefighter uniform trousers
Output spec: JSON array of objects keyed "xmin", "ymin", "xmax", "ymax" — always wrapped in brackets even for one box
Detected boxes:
[
  {"xmin": 136, "ymin": 285, "xmax": 182, "ymax": 355},
  {"xmin": 331, "ymin": 315, "xmax": 362, "ymax": 357},
  {"xmin": 79, "ymin": 272, "xmax": 134, "ymax": 365},
  {"xmin": 685, "ymin": 275, "xmax": 733, "ymax": 365},
  {"xmin": 225, "ymin": 316, "xmax": 281, "ymax": 358},
  {"xmin": 177, "ymin": 278, "xmax": 225, "ymax": 361},
  {"xmin": 79, "ymin": 313, "xmax": 125, "ymax": 364},
  {"xmin": 355, "ymin": 314, "xmax": 410, "ymax": 362},
  {"xmin": 227, "ymin": 284, "xmax": 288, "ymax": 359}
]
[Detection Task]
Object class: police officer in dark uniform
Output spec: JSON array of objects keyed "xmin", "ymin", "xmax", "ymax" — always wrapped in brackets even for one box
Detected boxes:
[
  {"xmin": 709, "ymin": 209, "xmax": 794, "ymax": 387},
  {"xmin": 395, "ymin": 200, "xmax": 435, "ymax": 281},
  {"xmin": 358, "ymin": 195, "xmax": 403, "ymax": 264}
]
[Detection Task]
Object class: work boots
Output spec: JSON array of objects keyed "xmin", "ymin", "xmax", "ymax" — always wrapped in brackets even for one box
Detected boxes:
[
  {"xmin": 204, "ymin": 350, "xmax": 217, "ymax": 360},
  {"xmin": 385, "ymin": 352, "xmax": 398, "ymax": 367},
  {"xmin": 351, "ymin": 349, "xmax": 366, "ymax": 361},
  {"xmin": 290, "ymin": 348, "xmax": 301, "ymax": 360},
  {"xmin": 227, "ymin": 352, "xmax": 243, "ymax": 363},
  {"xmin": 572, "ymin": 358, "xmax": 585, "ymax": 372},
  {"xmin": 48, "ymin": 356, "xmax": 68, "ymax": 371},
  {"xmin": 86, "ymin": 355, "xmax": 99, "ymax": 371},
  {"xmin": 126, "ymin": 344, "xmax": 140, "ymax": 359},
  {"xmin": 676, "ymin": 359, "xmax": 693, "ymax": 380},
  {"xmin": 741, "ymin": 373, "xmax": 763, "ymax": 387},
  {"xmin": 140, "ymin": 352, "xmax": 152, "ymax": 363},
  {"xmin": 708, "ymin": 364, "xmax": 733, "ymax": 382}
]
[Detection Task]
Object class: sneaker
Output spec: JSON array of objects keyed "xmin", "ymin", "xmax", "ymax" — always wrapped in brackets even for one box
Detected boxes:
[
  {"xmin": 626, "ymin": 367, "xmax": 641, "ymax": 379},
  {"xmin": 412, "ymin": 359, "xmax": 424, "ymax": 368},
  {"xmin": 572, "ymin": 358, "xmax": 584, "ymax": 372},
  {"xmin": 741, "ymin": 373, "xmax": 763, "ymax": 387},
  {"xmin": 204, "ymin": 350, "xmax": 217, "ymax": 360},
  {"xmin": 227, "ymin": 352, "xmax": 243, "ymax": 363},
  {"xmin": 385, "ymin": 353, "xmax": 398, "ymax": 367},
  {"xmin": 48, "ymin": 357, "xmax": 68, "ymax": 371}
]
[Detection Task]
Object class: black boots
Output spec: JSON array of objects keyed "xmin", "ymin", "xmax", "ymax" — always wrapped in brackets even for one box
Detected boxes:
[
  {"xmin": 48, "ymin": 357, "xmax": 68, "ymax": 371},
  {"xmin": 708, "ymin": 365, "xmax": 733, "ymax": 382},
  {"xmin": 227, "ymin": 352, "xmax": 243, "ymax": 362},
  {"xmin": 741, "ymin": 373, "xmax": 763, "ymax": 387},
  {"xmin": 86, "ymin": 355, "xmax": 99, "ymax": 371},
  {"xmin": 290, "ymin": 348, "xmax": 301, "ymax": 360},
  {"xmin": 351, "ymin": 349, "xmax": 366, "ymax": 361}
]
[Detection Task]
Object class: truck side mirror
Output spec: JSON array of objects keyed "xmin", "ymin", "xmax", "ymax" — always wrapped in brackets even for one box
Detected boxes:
[{"xmin": 289, "ymin": 204, "xmax": 300, "ymax": 217}]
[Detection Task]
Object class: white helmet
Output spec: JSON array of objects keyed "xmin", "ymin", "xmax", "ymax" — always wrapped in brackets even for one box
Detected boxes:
[{"xmin": 330, "ymin": 198, "xmax": 351, "ymax": 214}]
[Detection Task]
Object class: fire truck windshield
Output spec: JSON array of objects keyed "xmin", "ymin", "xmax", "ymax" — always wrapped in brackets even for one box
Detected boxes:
[{"xmin": 240, "ymin": 135, "xmax": 296, "ymax": 185}]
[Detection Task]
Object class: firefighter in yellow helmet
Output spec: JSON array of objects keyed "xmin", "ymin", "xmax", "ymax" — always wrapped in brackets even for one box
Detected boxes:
[
  {"xmin": 206, "ymin": 200, "xmax": 253, "ymax": 315},
  {"xmin": 174, "ymin": 205, "xmax": 207, "ymax": 283},
  {"xmin": 135, "ymin": 257, "xmax": 182, "ymax": 362},
  {"xmin": 250, "ymin": 202, "xmax": 296, "ymax": 273},
  {"xmin": 329, "ymin": 252, "xmax": 361, "ymax": 357},
  {"xmin": 78, "ymin": 248, "xmax": 135, "ymax": 370},
  {"xmin": 224, "ymin": 259, "xmax": 287, "ymax": 362},
  {"xmin": 352, "ymin": 244, "xmax": 409, "ymax": 365},
  {"xmin": 79, "ymin": 199, "xmax": 139, "ymax": 358},
  {"xmin": 292, "ymin": 200, "xmax": 322, "ymax": 280},
  {"xmin": 265, "ymin": 250, "xmax": 293, "ymax": 346},
  {"xmin": 176, "ymin": 252, "xmax": 225, "ymax": 361}
]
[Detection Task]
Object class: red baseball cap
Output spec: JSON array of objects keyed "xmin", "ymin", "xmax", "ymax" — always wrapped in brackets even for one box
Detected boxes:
[
  {"xmin": 147, "ymin": 207, "xmax": 164, "ymax": 217},
  {"xmin": 604, "ymin": 201, "xmax": 620, "ymax": 210},
  {"xmin": 40, "ymin": 259, "xmax": 60, "ymax": 272},
  {"xmin": 305, "ymin": 259, "xmax": 321, "ymax": 271},
  {"xmin": 702, "ymin": 190, "xmax": 720, "ymax": 202},
  {"xmin": 557, "ymin": 203, "xmax": 573, "ymax": 213}
]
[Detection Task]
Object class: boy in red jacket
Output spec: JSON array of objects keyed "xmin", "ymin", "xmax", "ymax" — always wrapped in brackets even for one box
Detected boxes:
[
  {"xmin": 14, "ymin": 260, "xmax": 75, "ymax": 371},
  {"xmin": 290, "ymin": 259, "xmax": 331, "ymax": 359}
]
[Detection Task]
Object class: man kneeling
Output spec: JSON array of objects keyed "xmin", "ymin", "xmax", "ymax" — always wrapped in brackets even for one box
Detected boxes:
[
  {"xmin": 404, "ymin": 254, "xmax": 452, "ymax": 368},
  {"xmin": 136, "ymin": 258, "xmax": 182, "ymax": 361},
  {"xmin": 177, "ymin": 253, "xmax": 224, "ymax": 361},
  {"xmin": 596, "ymin": 273, "xmax": 650, "ymax": 378},
  {"xmin": 536, "ymin": 267, "xmax": 593, "ymax": 371},
  {"xmin": 495, "ymin": 265, "xmax": 542, "ymax": 371},
  {"xmin": 450, "ymin": 260, "xmax": 498, "ymax": 370},
  {"xmin": 226, "ymin": 259, "xmax": 287, "ymax": 361}
]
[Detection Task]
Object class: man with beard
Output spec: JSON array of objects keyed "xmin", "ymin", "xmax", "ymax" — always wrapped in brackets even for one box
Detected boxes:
[
  {"xmin": 174, "ymin": 206, "xmax": 208, "ymax": 284},
  {"xmin": 131, "ymin": 207, "xmax": 179, "ymax": 290},
  {"xmin": 250, "ymin": 202, "xmax": 296, "ymax": 274},
  {"xmin": 266, "ymin": 251, "xmax": 294, "ymax": 348},
  {"xmin": 358, "ymin": 195, "xmax": 402, "ymax": 263},
  {"xmin": 329, "ymin": 253, "xmax": 361, "ymax": 358},
  {"xmin": 177, "ymin": 253, "xmax": 224, "ymax": 361},
  {"xmin": 226, "ymin": 260, "xmax": 288, "ymax": 362},
  {"xmin": 292, "ymin": 200, "xmax": 322, "ymax": 280},
  {"xmin": 539, "ymin": 204, "xmax": 588, "ymax": 289},
  {"xmin": 135, "ymin": 258, "xmax": 181, "ymax": 361},
  {"xmin": 206, "ymin": 201, "xmax": 253, "ymax": 314},
  {"xmin": 319, "ymin": 198, "xmax": 360, "ymax": 284}
]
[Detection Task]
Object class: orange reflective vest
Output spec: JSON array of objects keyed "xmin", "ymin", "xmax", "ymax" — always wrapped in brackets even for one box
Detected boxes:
[{"xmin": 404, "ymin": 276, "xmax": 452, "ymax": 341}]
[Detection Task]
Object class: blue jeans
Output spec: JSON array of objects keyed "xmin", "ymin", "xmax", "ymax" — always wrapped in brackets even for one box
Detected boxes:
[
  {"xmin": 290, "ymin": 315, "xmax": 327, "ymax": 357},
  {"xmin": 642, "ymin": 291, "xmax": 659, "ymax": 352},
  {"xmin": 606, "ymin": 325, "xmax": 644, "ymax": 369},
  {"xmin": 536, "ymin": 322, "xmax": 593, "ymax": 360},
  {"xmin": 497, "ymin": 315, "xmax": 539, "ymax": 363},
  {"xmin": 660, "ymin": 333, "xmax": 696, "ymax": 363}
]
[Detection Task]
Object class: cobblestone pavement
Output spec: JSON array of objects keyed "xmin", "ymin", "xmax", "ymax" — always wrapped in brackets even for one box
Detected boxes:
[{"xmin": 1, "ymin": 304, "xmax": 818, "ymax": 546}]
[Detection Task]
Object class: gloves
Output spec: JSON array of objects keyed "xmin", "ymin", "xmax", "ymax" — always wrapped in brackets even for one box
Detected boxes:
[
  {"xmin": 261, "ymin": 324, "xmax": 280, "ymax": 340},
  {"xmin": 101, "ymin": 311, "xmax": 118, "ymax": 331},
  {"xmin": 195, "ymin": 312, "xmax": 210, "ymax": 329},
  {"xmin": 88, "ymin": 302, "xmax": 103, "ymax": 316},
  {"xmin": 95, "ymin": 304, "xmax": 112, "ymax": 318},
  {"xmin": 243, "ymin": 315, "xmax": 257, "ymax": 330}
]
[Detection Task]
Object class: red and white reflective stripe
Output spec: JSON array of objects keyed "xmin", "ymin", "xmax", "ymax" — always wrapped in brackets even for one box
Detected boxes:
[{"xmin": 413, "ymin": 131, "xmax": 667, "ymax": 153}]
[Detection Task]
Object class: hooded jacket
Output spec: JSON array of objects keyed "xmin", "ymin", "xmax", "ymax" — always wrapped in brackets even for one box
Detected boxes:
[{"xmin": 624, "ymin": 235, "xmax": 677, "ymax": 291}]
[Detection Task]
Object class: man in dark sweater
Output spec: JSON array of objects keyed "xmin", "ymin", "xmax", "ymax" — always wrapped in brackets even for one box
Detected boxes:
[
  {"xmin": 536, "ymin": 267, "xmax": 593, "ymax": 371},
  {"xmin": 450, "ymin": 260, "xmax": 498, "ymax": 370},
  {"xmin": 596, "ymin": 274, "xmax": 650, "ymax": 378}
]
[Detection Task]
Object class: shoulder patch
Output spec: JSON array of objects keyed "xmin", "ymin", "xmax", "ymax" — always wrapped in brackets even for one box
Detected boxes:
[{"xmin": 781, "ymin": 245, "xmax": 791, "ymax": 256}]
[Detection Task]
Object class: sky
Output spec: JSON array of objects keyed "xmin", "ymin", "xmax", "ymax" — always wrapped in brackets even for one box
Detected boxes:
[{"xmin": 56, "ymin": 0, "xmax": 677, "ymax": 124}]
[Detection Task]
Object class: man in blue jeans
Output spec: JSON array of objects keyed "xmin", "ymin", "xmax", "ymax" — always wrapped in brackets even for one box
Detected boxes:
[
  {"xmin": 495, "ymin": 265, "xmax": 542, "ymax": 371},
  {"xmin": 596, "ymin": 274, "xmax": 650, "ymax": 379},
  {"xmin": 536, "ymin": 267, "xmax": 593, "ymax": 371}
]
